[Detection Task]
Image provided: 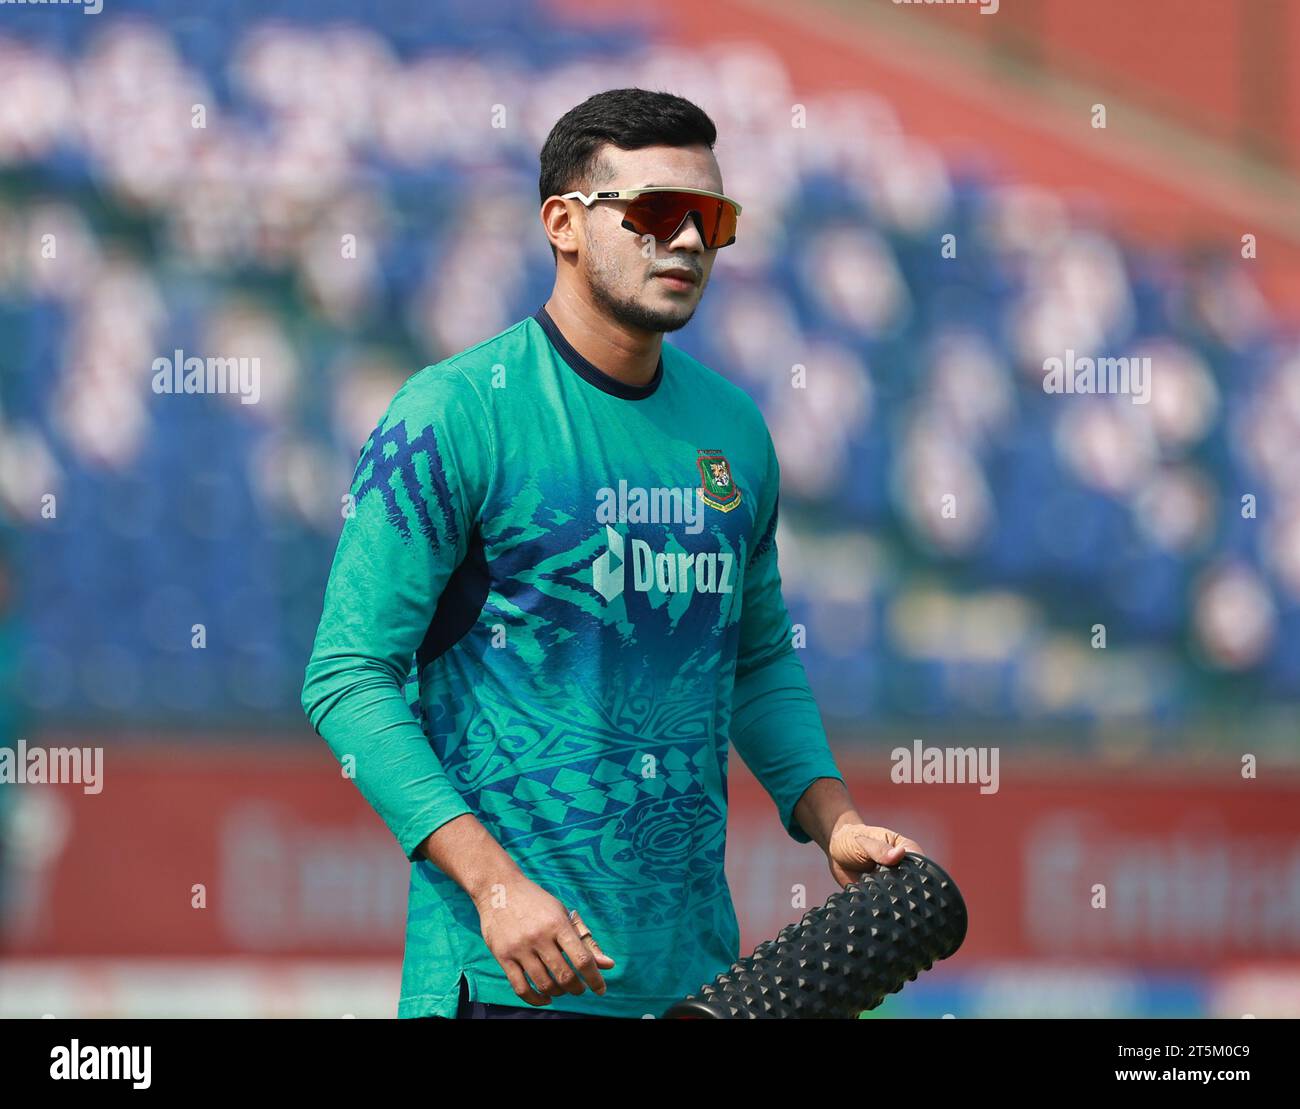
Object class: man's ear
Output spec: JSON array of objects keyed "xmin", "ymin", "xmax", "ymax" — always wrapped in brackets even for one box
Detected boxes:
[{"xmin": 541, "ymin": 196, "xmax": 580, "ymax": 258}]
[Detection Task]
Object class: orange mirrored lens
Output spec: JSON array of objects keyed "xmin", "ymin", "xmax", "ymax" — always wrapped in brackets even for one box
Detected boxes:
[{"xmin": 622, "ymin": 191, "xmax": 738, "ymax": 248}]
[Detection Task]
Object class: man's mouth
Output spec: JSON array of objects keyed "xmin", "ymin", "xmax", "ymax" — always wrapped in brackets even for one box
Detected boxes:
[{"xmin": 655, "ymin": 270, "xmax": 699, "ymax": 291}]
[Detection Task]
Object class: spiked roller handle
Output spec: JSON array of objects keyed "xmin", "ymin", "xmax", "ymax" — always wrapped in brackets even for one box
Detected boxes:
[{"xmin": 663, "ymin": 852, "xmax": 967, "ymax": 1018}]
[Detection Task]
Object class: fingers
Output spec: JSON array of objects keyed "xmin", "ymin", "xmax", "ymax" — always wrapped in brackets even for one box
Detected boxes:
[
  {"xmin": 829, "ymin": 859, "xmax": 858, "ymax": 888},
  {"xmin": 504, "ymin": 959, "xmax": 552, "ymax": 1007},
  {"xmin": 520, "ymin": 951, "xmax": 566, "ymax": 1001},
  {"xmin": 875, "ymin": 834, "xmax": 927, "ymax": 862},
  {"xmin": 482, "ymin": 883, "xmax": 621, "ymax": 1006},
  {"xmin": 832, "ymin": 825, "xmax": 915, "ymax": 872},
  {"xmin": 536, "ymin": 941, "xmax": 583, "ymax": 997},
  {"xmin": 521, "ymin": 911, "xmax": 617, "ymax": 1003},
  {"xmin": 569, "ymin": 910, "xmax": 616, "ymax": 967},
  {"xmin": 831, "ymin": 827, "xmax": 929, "ymax": 890},
  {"xmin": 485, "ymin": 889, "xmax": 621, "ymax": 1005},
  {"xmin": 849, "ymin": 829, "xmax": 902, "ymax": 867},
  {"xmin": 556, "ymin": 912, "xmax": 611, "ymax": 996}
]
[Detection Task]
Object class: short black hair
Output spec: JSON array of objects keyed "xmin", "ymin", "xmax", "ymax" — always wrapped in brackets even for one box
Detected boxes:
[{"xmin": 538, "ymin": 87, "xmax": 719, "ymax": 260}]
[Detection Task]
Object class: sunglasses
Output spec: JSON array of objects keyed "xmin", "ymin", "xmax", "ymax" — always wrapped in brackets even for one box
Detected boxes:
[{"xmin": 561, "ymin": 186, "xmax": 742, "ymax": 249}]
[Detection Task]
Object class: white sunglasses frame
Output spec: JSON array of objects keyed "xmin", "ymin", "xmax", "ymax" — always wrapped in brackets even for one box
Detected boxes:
[{"xmin": 560, "ymin": 186, "xmax": 742, "ymax": 247}]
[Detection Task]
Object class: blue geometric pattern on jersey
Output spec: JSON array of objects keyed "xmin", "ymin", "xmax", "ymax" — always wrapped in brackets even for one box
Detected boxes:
[{"xmin": 354, "ymin": 419, "xmax": 460, "ymax": 550}]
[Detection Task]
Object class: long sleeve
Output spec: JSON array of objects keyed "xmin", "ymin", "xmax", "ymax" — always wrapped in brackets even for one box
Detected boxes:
[
  {"xmin": 301, "ymin": 362, "xmax": 493, "ymax": 861},
  {"xmin": 730, "ymin": 428, "xmax": 844, "ymax": 843}
]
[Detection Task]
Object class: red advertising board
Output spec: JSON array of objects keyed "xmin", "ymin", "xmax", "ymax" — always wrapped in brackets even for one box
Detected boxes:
[{"xmin": 4, "ymin": 740, "xmax": 1299, "ymax": 974}]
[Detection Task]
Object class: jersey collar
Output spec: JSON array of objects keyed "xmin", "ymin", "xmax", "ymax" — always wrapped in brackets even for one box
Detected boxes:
[{"xmin": 532, "ymin": 305, "xmax": 663, "ymax": 400}]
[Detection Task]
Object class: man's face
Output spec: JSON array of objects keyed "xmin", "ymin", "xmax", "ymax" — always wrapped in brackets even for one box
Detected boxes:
[{"xmin": 574, "ymin": 143, "xmax": 726, "ymax": 334}]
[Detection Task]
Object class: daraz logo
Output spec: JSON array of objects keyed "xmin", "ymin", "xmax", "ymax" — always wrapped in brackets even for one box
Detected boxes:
[{"xmin": 592, "ymin": 526, "xmax": 735, "ymax": 603}]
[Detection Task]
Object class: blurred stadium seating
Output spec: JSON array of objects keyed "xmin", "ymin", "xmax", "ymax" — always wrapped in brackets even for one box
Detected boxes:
[{"xmin": 2, "ymin": 1, "xmax": 1299, "ymax": 735}]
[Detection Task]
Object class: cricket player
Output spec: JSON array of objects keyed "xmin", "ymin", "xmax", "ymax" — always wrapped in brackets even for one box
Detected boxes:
[{"xmin": 301, "ymin": 87, "xmax": 923, "ymax": 1020}]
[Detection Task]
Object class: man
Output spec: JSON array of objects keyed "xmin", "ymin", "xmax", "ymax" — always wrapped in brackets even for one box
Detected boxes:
[{"xmin": 301, "ymin": 87, "xmax": 923, "ymax": 1020}]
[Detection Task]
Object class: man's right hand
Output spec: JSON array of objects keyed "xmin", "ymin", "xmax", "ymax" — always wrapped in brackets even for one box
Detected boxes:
[{"xmin": 474, "ymin": 875, "xmax": 616, "ymax": 1006}]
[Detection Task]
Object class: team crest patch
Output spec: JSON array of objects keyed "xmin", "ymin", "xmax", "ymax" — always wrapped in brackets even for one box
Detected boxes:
[{"xmin": 696, "ymin": 449, "xmax": 742, "ymax": 512}]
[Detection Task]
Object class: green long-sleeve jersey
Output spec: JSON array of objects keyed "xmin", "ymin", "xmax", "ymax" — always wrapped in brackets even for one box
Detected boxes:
[{"xmin": 301, "ymin": 304, "xmax": 844, "ymax": 1018}]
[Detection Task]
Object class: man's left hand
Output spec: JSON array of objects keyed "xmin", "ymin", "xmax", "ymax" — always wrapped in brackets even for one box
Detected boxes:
[{"xmin": 826, "ymin": 823, "xmax": 925, "ymax": 888}]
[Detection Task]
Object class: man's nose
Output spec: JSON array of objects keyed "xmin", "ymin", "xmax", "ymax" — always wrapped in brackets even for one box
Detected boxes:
[{"xmin": 664, "ymin": 210, "xmax": 707, "ymax": 251}]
